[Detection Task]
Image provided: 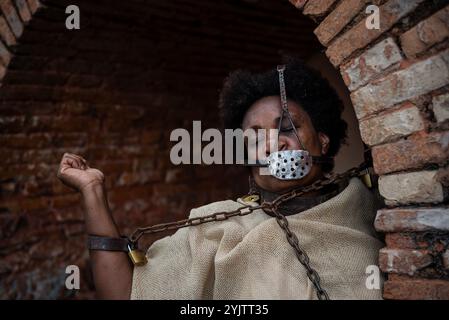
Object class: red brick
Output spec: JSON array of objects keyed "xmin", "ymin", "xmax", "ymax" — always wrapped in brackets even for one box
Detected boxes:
[
  {"xmin": 0, "ymin": 0, "xmax": 24, "ymax": 38},
  {"xmin": 13, "ymin": 0, "xmax": 32, "ymax": 22},
  {"xmin": 0, "ymin": 61, "xmax": 5, "ymax": 79},
  {"xmin": 63, "ymin": 223, "xmax": 85, "ymax": 237},
  {"xmin": 141, "ymin": 130, "xmax": 162, "ymax": 144},
  {"xmin": 351, "ymin": 49, "xmax": 449, "ymax": 119},
  {"xmin": 315, "ymin": 0, "xmax": 369, "ymax": 46},
  {"xmin": 379, "ymin": 170, "xmax": 446, "ymax": 205},
  {"xmin": 359, "ymin": 103, "xmax": 424, "ymax": 146},
  {"xmin": 375, "ymin": 207, "xmax": 449, "ymax": 232},
  {"xmin": 288, "ymin": 0, "xmax": 308, "ymax": 10},
  {"xmin": 379, "ymin": 248, "xmax": 433, "ymax": 275},
  {"xmin": 326, "ymin": 0, "xmax": 426, "ymax": 66},
  {"xmin": 0, "ymin": 38, "xmax": 11, "ymax": 66},
  {"xmin": 341, "ymin": 37, "xmax": 403, "ymax": 91},
  {"xmin": 27, "ymin": 115, "xmax": 97, "ymax": 133},
  {"xmin": 383, "ymin": 278, "xmax": 449, "ymax": 300},
  {"xmin": 0, "ymin": 148, "xmax": 21, "ymax": 163},
  {"xmin": 372, "ymin": 131, "xmax": 449, "ymax": 175},
  {"xmin": 385, "ymin": 233, "xmax": 422, "ymax": 249},
  {"xmin": 26, "ymin": 0, "xmax": 40, "ymax": 14},
  {"xmin": 0, "ymin": 15, "xmax": 16, "ymax": 46},
  {"xmin": 28, "ymin": 238, "xmax": 65, "ymax": 259},
  {"xmin": 400, "ymin": 6, "xmax": 449, "ymax": 58},
  {"xmin": 52, "ymin": 206, "xmax": 84, "ymax": 223},
  {"xmin": 50, "ymin": 193, "xmax": 81, "ymax": 209},
  {"xmin": 303, "ymin": 0, "xmax": 337, "ymax": 18}
]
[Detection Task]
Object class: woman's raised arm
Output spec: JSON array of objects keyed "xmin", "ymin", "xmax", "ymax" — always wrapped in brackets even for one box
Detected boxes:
[{"xmin": 57, "ymin": 153, "xmax": 132, "ymax": 299}]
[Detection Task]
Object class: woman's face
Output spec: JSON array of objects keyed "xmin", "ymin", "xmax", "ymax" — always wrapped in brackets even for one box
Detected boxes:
[{"xmin": 242, "ymin": 96, "xmax": 330, "ymax": 193}]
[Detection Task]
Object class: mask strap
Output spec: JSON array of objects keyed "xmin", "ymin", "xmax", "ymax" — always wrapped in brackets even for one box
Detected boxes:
[{"xmin": 276, "ymin": 65, "xmax": 306, "ymax": 150}]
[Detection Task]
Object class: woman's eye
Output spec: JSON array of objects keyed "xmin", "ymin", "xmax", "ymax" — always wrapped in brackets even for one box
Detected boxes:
[{"xmin": 280, "ymin": 126, "xmax": 294, "ymax": 132}]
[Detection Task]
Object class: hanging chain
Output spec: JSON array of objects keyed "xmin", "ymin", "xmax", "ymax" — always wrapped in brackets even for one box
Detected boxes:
[
  {"xmin": 129, "ymin": 163, "xmax": 370, "ymax": 300},
  {"xmin": 276, "ymin": 65, "xmax": 306, "ymax": 150},
  {"xmin": 277, "ymin": 65, "xmax": 289, "ymax": 112}
]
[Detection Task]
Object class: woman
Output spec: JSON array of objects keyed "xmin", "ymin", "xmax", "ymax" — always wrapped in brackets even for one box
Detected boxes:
[{"xmin": 57, "ymin": 60, "xmax": 384, "ymax": 300}]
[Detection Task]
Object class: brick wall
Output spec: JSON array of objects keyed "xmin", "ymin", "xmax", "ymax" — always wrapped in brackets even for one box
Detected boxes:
[
  {"xmin": 290, "ymin": 0, "xmax": 449, "ymax": 299},
  {"xmin": 0, "ymin": 0, "xmax": 322, "ymax": 298},
  {"xmin": 1, "ymin": 0, "xmax": 448, "ymax": 300}
]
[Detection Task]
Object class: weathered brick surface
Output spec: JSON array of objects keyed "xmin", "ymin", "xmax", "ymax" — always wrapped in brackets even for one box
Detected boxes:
[
  {"xmin": 372, "ymin": 131, "xmax": 449, "ymax": 175},
  {"xmin": 14, "ymin": 0, "xmax": 32, "ymax": 22},
  {"xmin": 383, "ymin": 278, "xmax": 449, "ymax": 300},
  {"xmin": 379, "ymin": 248, "xmax": 433, "ymax": 275},
  {"xmin": 0, "ymin": 40, "xmax": 11, "ymax": 69},
  {"xmin": 375, "ymin": 207, "xmax": 449, "ymax": 232},
  {"xmin": 289, "ymin": 0, "xmax": 308, "ymax": 10},
  {"xmin": 359, "ymin": 104, "xmax": 424, "ymax": 146},
  {"xmin": 326, "ymin": 0, "xmax": 426, "ymax": 66},
  {"xmin": 315, "ymin": 0, "xmax": 369, "ymax": 46},
  {"xmin": 303, "ymin": 0, "xmax": 337, "ymax": 18},
  {"xmin": 351, "ymin": 49, "xmax": 449, "ymax": 119},
  {"xmin": 378, "ymin": 170, "xmax": 445, "ymax": 206},
  {"xmin": 400, "ymin": 6, "xmax": 449, "ymax": 59},
  {"xmin": 26, "ymin": 0, "xmax": 41, "ymax": 14},
  {"xmin": 384, "ymin": 233, "xmax": 422, "ymax": 249},
  {"xmin": 341, "ymin": 37, "xmax": 403, "ymax": 91},
  {"xmin": 0, "ymin": 0, "xmax": 24, "ymax": 38},
  {"xmin": 433, "ymin": 92, "xmax": 449, "ymax": 123},
  {"xmin": 0, "ymin": 15, "xmax": 16, "ymax": 46}
]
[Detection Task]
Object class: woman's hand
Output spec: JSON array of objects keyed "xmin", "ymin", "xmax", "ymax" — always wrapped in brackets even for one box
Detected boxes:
[{"xmin": 57, "ymin": 153, "xmax": 105, "ymax": 193}]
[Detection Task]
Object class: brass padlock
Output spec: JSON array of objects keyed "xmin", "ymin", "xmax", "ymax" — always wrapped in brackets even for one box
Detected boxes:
[
  {"xmin": 242, "ymin": 194, "xmax": 260, "ymax": 203},
  {"xmin": 127, "ymin": 244, "xmax": 148, "ymax": 266},
  {"xmin": 360, "ymin": 168, "xmax": 373, "ymax": 189}
]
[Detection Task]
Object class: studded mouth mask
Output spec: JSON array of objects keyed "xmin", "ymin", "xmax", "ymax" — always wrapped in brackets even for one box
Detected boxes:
[{"xmin": 246, "ymin": 65, "xmax": 332, "ymax": 181}]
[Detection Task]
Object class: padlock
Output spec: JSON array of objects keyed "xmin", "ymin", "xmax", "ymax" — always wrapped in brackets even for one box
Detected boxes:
[
  {"xmin": 242, "ymin": 194, "xmax": 260, "ymax": 203},
  {"xmin": 360, "ymin": 169, "xmax": 373, "ymax": 189},
  {"xmin": 127, "ymin": 244, "xmax": 148, "ymax": 266}
]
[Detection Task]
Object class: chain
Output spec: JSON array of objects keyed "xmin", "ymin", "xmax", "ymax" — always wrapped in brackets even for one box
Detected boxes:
[
  {"xmin": 129, "ymin": 163, "xmax": 370, "ymax": 300},
  {"xmin": 270, "ymin": 207, "xmax": 329, "ymax": 300},
  {"xmin": 277, "ymin": 65, "xmax": 289, "ymax": 112}
]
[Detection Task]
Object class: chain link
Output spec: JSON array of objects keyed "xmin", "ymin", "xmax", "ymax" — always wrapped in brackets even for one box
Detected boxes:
[{"xmin": 129, "ymin": 163, "xmax": 370, "ymax": 300}]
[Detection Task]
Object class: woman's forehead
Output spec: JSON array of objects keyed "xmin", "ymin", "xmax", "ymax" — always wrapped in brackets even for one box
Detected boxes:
[{"xmin": 242, "ymin": 96, "xmax": 304, "ymax": 127}]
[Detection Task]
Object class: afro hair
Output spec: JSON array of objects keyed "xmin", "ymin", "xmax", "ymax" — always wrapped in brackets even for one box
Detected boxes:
[{"xmin": 218, "ymin": 58, "xmax": 348, "ymax": 162}]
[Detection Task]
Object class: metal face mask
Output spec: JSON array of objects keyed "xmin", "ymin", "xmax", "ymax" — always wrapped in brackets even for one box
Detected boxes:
[
  {"xmin": 263, "ymin": 65, "xmax": 328, "ymax": 181},
  {"xmin": 266, "ymin": 150, "xmax": 312, "ymax": 180}
]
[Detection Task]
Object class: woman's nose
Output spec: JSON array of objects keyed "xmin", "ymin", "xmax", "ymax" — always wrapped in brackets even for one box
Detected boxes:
[{"xmin": 265, "ymin": 134, "xmax": 287, "ymax": 156}]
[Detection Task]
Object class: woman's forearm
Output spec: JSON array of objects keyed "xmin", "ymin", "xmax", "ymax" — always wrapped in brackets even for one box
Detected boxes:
[{"xmin": 81, "ymin": 184, "xmax": 133, "ymax": 299}]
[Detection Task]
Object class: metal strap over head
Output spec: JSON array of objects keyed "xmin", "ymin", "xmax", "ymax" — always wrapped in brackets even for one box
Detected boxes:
[
  {"xmin": 277, "ymin": 65, "xmax": 289, "ymax": 112},
  {"xmin": 276, "ymin": 65, "xmax": 306, "ymax": 150}
]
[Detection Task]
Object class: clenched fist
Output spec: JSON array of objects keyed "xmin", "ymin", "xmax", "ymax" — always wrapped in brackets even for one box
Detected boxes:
[{"xmin": 57, "ymin": 153, "xmax": 105, "ymax": 193}]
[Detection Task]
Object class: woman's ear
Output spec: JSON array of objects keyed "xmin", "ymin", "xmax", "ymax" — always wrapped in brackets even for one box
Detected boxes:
[{"xmin": 318, "ymin": 132, "xmax": 330, "ymax": 155}]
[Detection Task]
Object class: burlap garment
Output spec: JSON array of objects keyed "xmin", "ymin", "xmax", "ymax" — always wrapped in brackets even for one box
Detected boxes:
[{"xmin": 131, "ymin": 177, "xmax": 384, "ymax": 300}]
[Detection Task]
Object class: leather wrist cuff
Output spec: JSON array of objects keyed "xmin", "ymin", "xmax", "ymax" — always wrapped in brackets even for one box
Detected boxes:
[{"xmin": 87, "ymin": 235, "xmax": 131, "ymax": 252}]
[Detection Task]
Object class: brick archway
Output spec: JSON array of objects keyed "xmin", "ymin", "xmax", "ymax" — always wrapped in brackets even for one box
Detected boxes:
[
  {"xmin": 290, "ymin": 0, "xmax": 449, "ymax": 299},
  {"xmin": 0, "ymin": 0, "xmax": 448, "ymax": 299}
]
